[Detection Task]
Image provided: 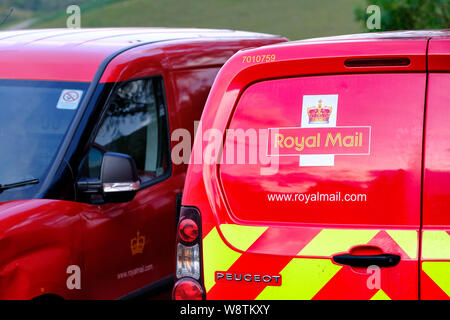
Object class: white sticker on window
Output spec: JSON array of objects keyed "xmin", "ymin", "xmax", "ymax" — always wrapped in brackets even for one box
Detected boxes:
[
  {"xmin": 57, "ymin": 89, "xmax": 84, "ymax": 110},
  {"xmin": 300, "ymin": 94, "xmax": 338, "ymax": 167}
]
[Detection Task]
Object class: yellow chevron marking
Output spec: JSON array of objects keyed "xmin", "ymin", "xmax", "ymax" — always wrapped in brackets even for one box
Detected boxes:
[
  {"xmin": 219, "ymin": 224, "xmax": 268, "ymax": 252},
  {"xmin": 203, "ymin": 227, "xmax": 241, "ymax": 292},
  {"xmin": 370, "ymin": 289, "xmax": 391, "ymax": 300},
  {"xmin": 255, "ymin": 258, "xmax": 342, "ymax": 300},
  {"xmin": 422, "ymin": 261, "xmax": 450, "ymax": 296},
  {"xmin": 386, "ymin": 230, "xmax": 418, "ymax": 259},
  {"xmin": 298, "ymin": 229, "xmax": 379, "ymax": 257},
  {"xmin": 422, "ymin": 231, "xmax": 450, "ymax": 260}
]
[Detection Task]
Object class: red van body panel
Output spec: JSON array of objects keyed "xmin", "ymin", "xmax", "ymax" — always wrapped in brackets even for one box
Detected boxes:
[
  {"xmin": 0, "ymin": 28, "xmax": 283, "ymax": 82},
  {"xmin": 0, "ymin": 199, "xmax": 84, "ymax": 299},
  {"xmin": 428, "ymin": 36, "xmax": 450, "ymax": 72},
  {"xmin": 181, "ymin": 30, "xmax": 450, "ymax": 300},
  {"xmin": 220, "ymin": 73, "xmax": 425, "ymax": 226},
  {"xmin": 421, "ymin": 35, "xmax": 450, "ymax": 299},
  {"xmin": 0, "ymin": 28, "xmax": 287, "ymax": 299}
]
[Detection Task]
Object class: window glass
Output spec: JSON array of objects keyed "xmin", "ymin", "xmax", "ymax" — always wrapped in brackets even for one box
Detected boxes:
[
  {"xmin": 0, "ymin": 79, "xmax": 89, "ymax": 202},
  {"xmin": 93, "ymin": 77, "xmax": 169, "ymax": 183},
  {"xmin": 88, "ymin": 146, "xmax": 104, "ymax": 179},
  {"xmin": 220, "ymin": 73, "xmax": 426, "ymax": 226}
]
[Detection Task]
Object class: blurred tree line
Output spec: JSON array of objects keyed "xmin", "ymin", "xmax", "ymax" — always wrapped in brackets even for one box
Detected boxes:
[
  {"xmin": 0, "ymin": 0, "xmax": 91, "ymax": 11},
  {"xmin": 355, "ymin": 0, "xmax": 450, "ymax": 31}
]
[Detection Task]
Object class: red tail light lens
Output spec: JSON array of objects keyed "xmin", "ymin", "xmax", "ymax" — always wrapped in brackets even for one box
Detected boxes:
[
  {"xmin": 173, "ymin": 279, "xmax": 204, "ymax": 300},
  {"xmin": 178, "ymin": 218, "xmax": 199, "ymax": 242},
  {"xmin": 174, "ymin": 207, "xmax": 204, "ymax": 300}
]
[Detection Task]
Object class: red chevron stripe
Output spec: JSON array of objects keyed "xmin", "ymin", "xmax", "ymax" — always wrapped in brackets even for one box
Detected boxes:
[
  {"xmin": 246, "ymin": 227, "xmax": 321, "ymax": 256},
  {"xmin": 378, "ymin": 260, "xmax": 418, "ymax": 299},
  {"xmin": 206, "ymin": 228, "xmax": 420, "ymax": 299},
  {"xmin": 207, "ymin": 253, "xmax": 293, "ymax": 300},
  {"xmin": 421, "ymin": 269, "xmax": 449, "ymax": 300},
  {"xmin": 368, "ymin": 230, "xmax": 412, "ymax": 260},
  {"xmin": 312, "ymin": 265, "xmax": 375, "ymax": 300},
  {"xmin": 207, "ymin": 227, "xmax": 320, "ymax": 299},
  {"xmin": 313, "ymin": 230, "xmax": 418, "ymax": 300},
  {"xmin": 313, "ymin": 260, "xmax": 418, "ymax": 299}
]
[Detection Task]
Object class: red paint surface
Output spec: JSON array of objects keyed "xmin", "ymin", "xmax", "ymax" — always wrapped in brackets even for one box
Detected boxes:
[
  {"xmin": 180, "ymin": 31, "xmax": 450, "ymax": 300},
  {"xmin": 422, "ymin": 72, "xmax": 450, "ymax": 227},
  {"xmin": 221, "ymin": 73, "xmax": 424, "ymax": 225},
  {"xmin": 0, "ymin": 28, "xmax": 287, "ymax": 299},
  {"xmin": 421, "ymin": 39, "xmax": 450, "ymax": 299},
  {"xmin": 0, "ymin": 28, "xmax": 286, "ymax": 82}
]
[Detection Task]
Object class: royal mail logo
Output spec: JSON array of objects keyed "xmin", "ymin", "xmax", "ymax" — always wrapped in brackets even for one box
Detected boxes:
[
  {"xmin": 268, "ymin": 126, "xmax": 371, "ymax": 155},
  {"xmin": 307, "ymin": 99, "xmax": 332, "ymax": 124},
  {"xmin": 131, "ymin": 231, "xmax": 146, "ymax": 255},
  {"xmin": 268, "ymin": 94, "xmax": 371, "ymax": 167}
]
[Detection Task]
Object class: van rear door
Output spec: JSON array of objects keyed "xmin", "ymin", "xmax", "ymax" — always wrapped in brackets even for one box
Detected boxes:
[
  {"xmin": 211, "ymin": 39, "xmax": 428, "ymax": 299},
  {"xmin": 421, "ymin": 37, "xmax": 450, "ymax": 300}
]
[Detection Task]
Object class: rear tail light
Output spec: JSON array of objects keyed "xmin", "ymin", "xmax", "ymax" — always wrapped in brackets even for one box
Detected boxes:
[
  {"xmin": 173, "ymin": 206, "xmax": 205, "ymax": 300},
  {"xmin": 173, "ymin": 278, "xmax": 204, "ymax": 300},
  {"xmin": 178, "ymin": 218, "xmax": 199, "ymax": 242},
  {"xmin": 176, "ymin": 243, "xmax": 200, "ymax": 279}
]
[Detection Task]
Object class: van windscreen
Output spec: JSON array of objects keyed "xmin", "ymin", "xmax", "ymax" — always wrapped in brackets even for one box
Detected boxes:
[{"xmin": 0, "ymin": 79, "xmax": 89, "ymax": 201}]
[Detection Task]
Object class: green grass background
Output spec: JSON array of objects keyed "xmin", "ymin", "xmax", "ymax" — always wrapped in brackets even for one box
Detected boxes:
[
  {"xmin": 28, "ymin": 0, "xmax": 365, "ymax": 41},
  {"xmin": 0, "ymin": 5, "xmax": 33, "ymax": 26}
]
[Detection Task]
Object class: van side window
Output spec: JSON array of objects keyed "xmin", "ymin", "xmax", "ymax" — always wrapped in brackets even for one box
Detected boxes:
[{"xmin": 93, "ymin": 77, "xmax": 169, "ymax": 183}]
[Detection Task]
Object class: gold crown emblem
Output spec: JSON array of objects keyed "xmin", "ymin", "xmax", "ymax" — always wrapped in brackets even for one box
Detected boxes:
[
  {"xmin": 130, "ymin": 231, "xmax": 145, "ymax": 255},
  {"xmin": 307, "ymin": 99, "xmax": 332, "ymax": 124}
]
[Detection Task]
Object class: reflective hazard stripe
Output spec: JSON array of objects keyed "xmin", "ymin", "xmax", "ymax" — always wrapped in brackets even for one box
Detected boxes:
[
  {"xmin": 297, "ymin": 229, "xmax": 378, "ymax": 256},
  {"xmin": 421, "ymin": 230, "xmax": 450, "ymax": 297},
  {"xmin": 422, "ymin": 230, "xmax": 450, "ymax": 260},
  {"xmin": 255, "ymin": 258, "xmax": 341, "ymax": 300},
  {"xmin": 422, "ymin": 261, "xmax": 450, "ymax": 296},
  {"xmin": 370, "ymin": 289, "xmax": 391, "ymax": 300},
  {"xmin": 219, "ymin": 224, "xmax": 267, "ymax": 252},
  {"xmin": 217, "ymin": 224, "xmax": 417, "ymax": 258},
  {"xmin": 386, "ymin": 230, "xmax": 418, "ymax": 259},
  {"xmin": 204, "ymin": 224, "xmax": 419, "ymax": 299},
  {"xmin": 203, "ymin": 227, "xmax": 242, "ymax": 292}
]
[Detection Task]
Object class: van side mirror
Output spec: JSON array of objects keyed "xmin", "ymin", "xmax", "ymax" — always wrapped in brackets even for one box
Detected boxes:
[{"xmin": 77, "ymin": 152, "xmax": 140, "ymax": 203}]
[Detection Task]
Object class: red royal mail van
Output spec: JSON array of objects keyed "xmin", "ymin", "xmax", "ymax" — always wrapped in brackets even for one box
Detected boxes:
[
  {"xmin": 0, "ymin": 28, "xmax": 286, "ymax": 299},
  {"xmin": 174, "ymin": 30, "xmax": 450, "ymax": 300}
]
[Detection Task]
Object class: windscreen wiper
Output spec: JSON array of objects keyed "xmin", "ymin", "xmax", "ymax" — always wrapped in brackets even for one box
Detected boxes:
[{"xmin": 0, "ymin": 178, "xmax": 39, "ymax": 193}]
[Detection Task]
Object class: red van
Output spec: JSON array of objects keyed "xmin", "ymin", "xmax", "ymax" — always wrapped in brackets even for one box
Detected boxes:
[
  {"xmin": 174, "ymin": 30, "xmax": 450, "ymax": 300},
  {"xmin": 0, "ymin": 28, "xmax": 286, "ymax": 299}
]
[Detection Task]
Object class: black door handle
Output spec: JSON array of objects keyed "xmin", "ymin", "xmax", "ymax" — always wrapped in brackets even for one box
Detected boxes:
[{"xmin": 332, "ymin": 254, "xmax": 400, "ymax": 268}]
